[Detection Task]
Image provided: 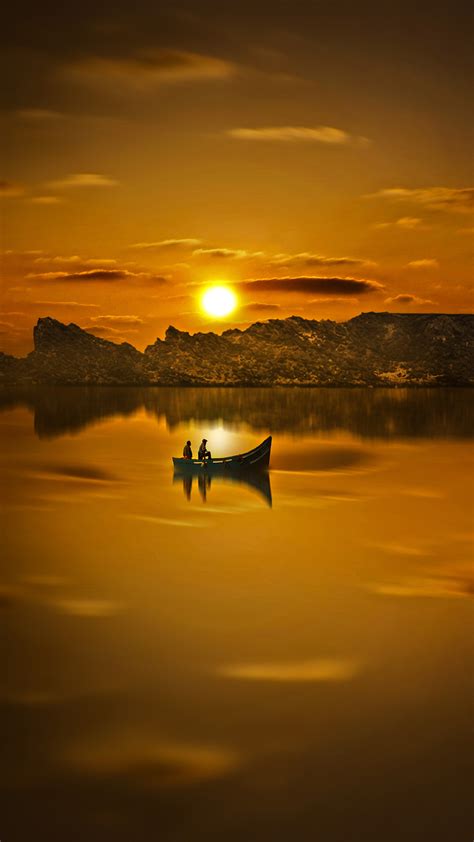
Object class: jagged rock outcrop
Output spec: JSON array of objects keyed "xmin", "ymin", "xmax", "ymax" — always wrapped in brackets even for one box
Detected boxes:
[
  {"xmin": 0, "ymin": 313, "xmax": 472, "ymax": 386},
  {"xmin": 24, "ymin": 317, "xmax": 144, "ymax": 384}
]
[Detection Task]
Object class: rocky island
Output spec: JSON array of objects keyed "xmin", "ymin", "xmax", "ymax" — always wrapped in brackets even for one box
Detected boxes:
[{"xmin": 0, "ymin": 313, "xmax": 472, "ymax": 386}]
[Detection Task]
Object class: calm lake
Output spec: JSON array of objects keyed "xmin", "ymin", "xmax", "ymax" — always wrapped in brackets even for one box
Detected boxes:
[{"xmin": 1, "ymin": 387, "xmax": 473, "ymax": 841}]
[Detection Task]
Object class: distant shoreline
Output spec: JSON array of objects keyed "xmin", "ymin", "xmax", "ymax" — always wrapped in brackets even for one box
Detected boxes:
[{"xmin": 2, "ymin": 380, "xmax": 471, "ymax": 389}]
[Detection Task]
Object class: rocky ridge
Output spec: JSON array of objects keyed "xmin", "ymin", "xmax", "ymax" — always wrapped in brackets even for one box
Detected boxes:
[{"xmin": 0, "ymin": 313, "xmax": 472, "ymax": 386}]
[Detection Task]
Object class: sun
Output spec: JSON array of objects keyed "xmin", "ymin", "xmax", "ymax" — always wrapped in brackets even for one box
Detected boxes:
[{"xmin": 201, "ymin": 285, "xmax": 237, "ymax": 318}]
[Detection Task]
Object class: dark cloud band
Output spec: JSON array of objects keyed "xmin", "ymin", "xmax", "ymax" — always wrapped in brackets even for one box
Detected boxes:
[
  {"xmin": 30, "ymin": 268, "xmax": 168, "ymax": 283},
  {"xmin": 238, "ymin": 277, "xmax": 383, "ymax": 295}
]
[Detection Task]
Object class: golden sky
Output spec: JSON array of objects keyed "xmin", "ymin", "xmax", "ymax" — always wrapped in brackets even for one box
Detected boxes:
[{"xmin": 1, "ymin": 0, "xmax": 473, "ymax": 354}]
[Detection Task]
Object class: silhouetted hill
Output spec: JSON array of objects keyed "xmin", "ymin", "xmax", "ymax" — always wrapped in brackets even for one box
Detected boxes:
[{"xmin": 0, "ymin": 313, "xmax": 473, "ymax": 386}]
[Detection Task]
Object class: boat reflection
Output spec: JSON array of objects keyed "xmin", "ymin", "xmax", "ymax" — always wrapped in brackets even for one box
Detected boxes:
[{"xmin": 174, "ymin": 469, "xmax": 272, "ymax": 507}]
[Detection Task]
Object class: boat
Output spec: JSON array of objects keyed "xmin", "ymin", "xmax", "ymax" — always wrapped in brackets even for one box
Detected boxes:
[{"xmin": 172, "ymin": 436, "xmax": 272, "ymax": 472}]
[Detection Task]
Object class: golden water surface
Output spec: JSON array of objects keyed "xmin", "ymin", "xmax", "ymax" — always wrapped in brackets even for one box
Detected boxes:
[{"xmin": 1, "ymin": 387, "xmax": 473, "ymax": 841}]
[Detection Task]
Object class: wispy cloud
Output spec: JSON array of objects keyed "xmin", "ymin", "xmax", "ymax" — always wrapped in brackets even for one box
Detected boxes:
[
  {"xmin": 385, "ymin": 293, "xmax": 434, "ymax": 305},
  {"xmin": 406, "ymin": 258, "xmax": 439, "ymax": 269},
  {"xmin": 29, "ymin": 300, "xmax": 101, "ymax": 310},
  {"xmin": 53, "ymin": 598, "xmax": 122, "ymax": 617},
  {"xmin": 366, "ymin": 186, "xmax": 474, "ymax": 214},
  {"xmin": 268, "ymin": 252, "xmax": 372, "ymax": 268},
  {"xmin": 65, "ymin": 731, "xmax": 239, "ymax": 784},
  {"xmin": 217, "ymin": 658, "xmax": 360, "ymax": 682},
  {"xmin": 240, "ymin": 302, "xmax": 282, "ymax": 314},
  {"xmin": 309, "ymin": 296, "xmax": 360, "ymax": 304},
  {"xmin": 28, "ymin": 268, "xmax": 167, "ymax": 283},
  {"xmin": 227, "ymin": 125, "xmax": 370, "ymax": 145},
  {"xmin": 16, "ymin": 108, "xmax": 63, "ymax": 121},
  {"xmin": 67, "ymin": 49, "xmax": 236, "ymax": 88},
  {"xmin": 47, "ymin": 173, "xmax": 118, "ymax": 189},
  {"xmin": 368, "ymin": 575, "xmax": 473, "ymax": 599},
  {"xmin": 2, "ymin": 249, "xmax": 43, "ymax": 256},
  {"xmin": 0, "ymin": 180, "xmax": 26, "ymax": 197},
  {"xmin": 86, "ymin": 325, "xmax": 139, "ymax": 338},
  {"xmin": 373, "ymin": 217, "xmax": 426, "ymax": 230},
  {"xmin": 88, "ymin": 314, "xmax": 144, "ymax": 327},
  {"xmin": 34, "ymin": 255, "xmax": 117, "ymax": 266},
  {"xmin": 193, "ymin": 247, "xmax": 263, "ymax": 259},
  {"xmin": 131, "ymin": 238, "xmax": 202, "ymax": 250},
  {"xmin": 238, "ymin": 276, "xmax": 384, "ymax": 295}
]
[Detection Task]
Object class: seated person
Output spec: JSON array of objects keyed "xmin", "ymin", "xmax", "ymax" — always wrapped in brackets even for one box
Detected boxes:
[
  {"xmin": 198, "ymin": 438, "xmax": 212, "ymax": 461},
  {"xmin": 183, "ymin": 440, "xmax": 193, "ymax": 459}
]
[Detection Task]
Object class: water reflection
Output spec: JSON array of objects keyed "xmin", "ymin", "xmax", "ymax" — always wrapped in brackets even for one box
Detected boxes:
[
  {"xmin": 174, "ymin": 469, "xmax": 273, "ymax": 507},
  {"xmin": 0, "ymin": 385, "xmax": 472, "ymax": 439},
  {"xmin": 0, "ymin": 386, "xmax": 472, "ymax": 842}
]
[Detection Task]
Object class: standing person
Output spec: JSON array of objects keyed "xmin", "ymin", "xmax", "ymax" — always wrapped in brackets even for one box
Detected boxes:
[
  {"xmin": 183, "ymin": 440, "xmax": 193, "ymax": 459},
  {"xmin": 198, "ymin": 438, "xmax": 212, "ymax": 461}
]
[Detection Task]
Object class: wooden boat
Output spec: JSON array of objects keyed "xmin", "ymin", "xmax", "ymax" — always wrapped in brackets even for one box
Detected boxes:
[{"xmin": 173, "ymin": 436, "xmax": 272, "ymax": 472}]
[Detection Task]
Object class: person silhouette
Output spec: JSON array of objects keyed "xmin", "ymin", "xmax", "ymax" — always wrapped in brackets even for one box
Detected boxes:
[
  {"xmin": 183, "ymin": 440, "xmax": 193, "ymax": 459},
  {"xmin": 198, "ymin": 438, "xmax": 212, "ymax": 461}
]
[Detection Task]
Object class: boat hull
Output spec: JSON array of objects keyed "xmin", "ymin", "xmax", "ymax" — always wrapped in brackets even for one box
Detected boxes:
[{"xmin": 173, "ymin": 436, "xmax": 272, "ymax": 472}]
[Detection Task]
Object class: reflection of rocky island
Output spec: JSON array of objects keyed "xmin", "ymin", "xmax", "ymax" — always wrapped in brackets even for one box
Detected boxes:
[
  {"xmin": 0, "ymin": 385, "xmax": 472, "ymax": 440},
  {"xmin": 1, "ymin": 312, "xmax": 473, "ymax": 386}
]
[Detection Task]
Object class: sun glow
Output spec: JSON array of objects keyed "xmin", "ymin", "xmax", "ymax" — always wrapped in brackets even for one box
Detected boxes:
[{"xmin": 201, "ymin": 285, "xmax": 237, "ymax": 318}]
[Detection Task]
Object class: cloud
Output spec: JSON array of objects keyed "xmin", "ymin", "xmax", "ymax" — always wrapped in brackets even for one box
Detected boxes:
[
  {"xmin": 86, "ymin": 325, "xmax": 139, "ymax": 338},
  {"xmin": 47, "ymin": 173, "xmax": 118, "ymax": 189},
  {"xmin": 406, "ymin": 258, "xmax": 439, "ymax": 269},
  {"xmin": 34, "ymin": 255, "xmax": 83, "ymax": 264},
  {"xmin": 53, "ymin": 599, "xmax": 122, "ymax": 617},
  {"xmin": 268, "ymin": 252, "xmax": 371, "ymax": 268},
  {"xmin": 0, "ymin": 180, "xmax": 25, "ymax": 197},
  {"xmin": 67, "ymin": 49, "xmax": 235, "ymax": 88},
  {"xmin": 29, "ymin": 300, "xmax": 100, "ymax": 310},
  {"xmin": 384, "ymin": 294, "xmax": 434, "ymax": 305},
  {"xmin": 88, "ymin": 314, "xmax": 144, "ymax": 327},
  {"xmin": 367, "ymin": 541, "xmax": 428, "ymax": 557},
  {"xmin": 217, "ymin": 658, "xmax": 360, "ymax": 682},
  {"xmin": 309, "ymin": 296, "xmax": 359, "ymax": 304},
  {"xmin": 130, "ymin": 241, "xmax": 264, "ymax": 260},
  {"xmin": 33, "ymin": 255, "xmax": 118, "ymax": 266},
  {"xmin": 28, "ymin": 268, "xmax": 167, "ymax": 283},
  {"xmin": 131, "ymin": 238, "xmax": 202, "ymax": 250},
  {"xmin": 238, "ymin": 276, "xmax": 384, "ymax": 295},
  {"xmin": 368, "ymin": 576, "xmax": 473, "ymax": 599},
  {"xmin": 373, "ymin": 217, "xmax": 426, "ymax": 230},
  {"xmin": 65, "ymin": 731, "xmax": 239, "ymax": 784},
  {"xmin": 227, "ymin": 125, "xmax": 370, "ymax": 145},
  {"xmin": 30, "ymin": 269, "xmax": 133, "ymax": 281},
  {"xmin": 16, "ymin": 108, "xmax": 63, "ymax": 120},
  {"xmin": 240, "ymin": 302, "xmax": 282, "ymax": 313},
  {"xmin": 28, "ymin": 196, "xmax": 64, "ymax": 205},
  {"xmin": 367, "ymin": 186, "xmax": 474, "ymax": 214},
  {"xmin": 2, "ymin": 249, "xmax": 43, "ymax": 256},
  {"xmin": 193, "ymin": 247, "xmax": 263, "ymax": 260}
]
